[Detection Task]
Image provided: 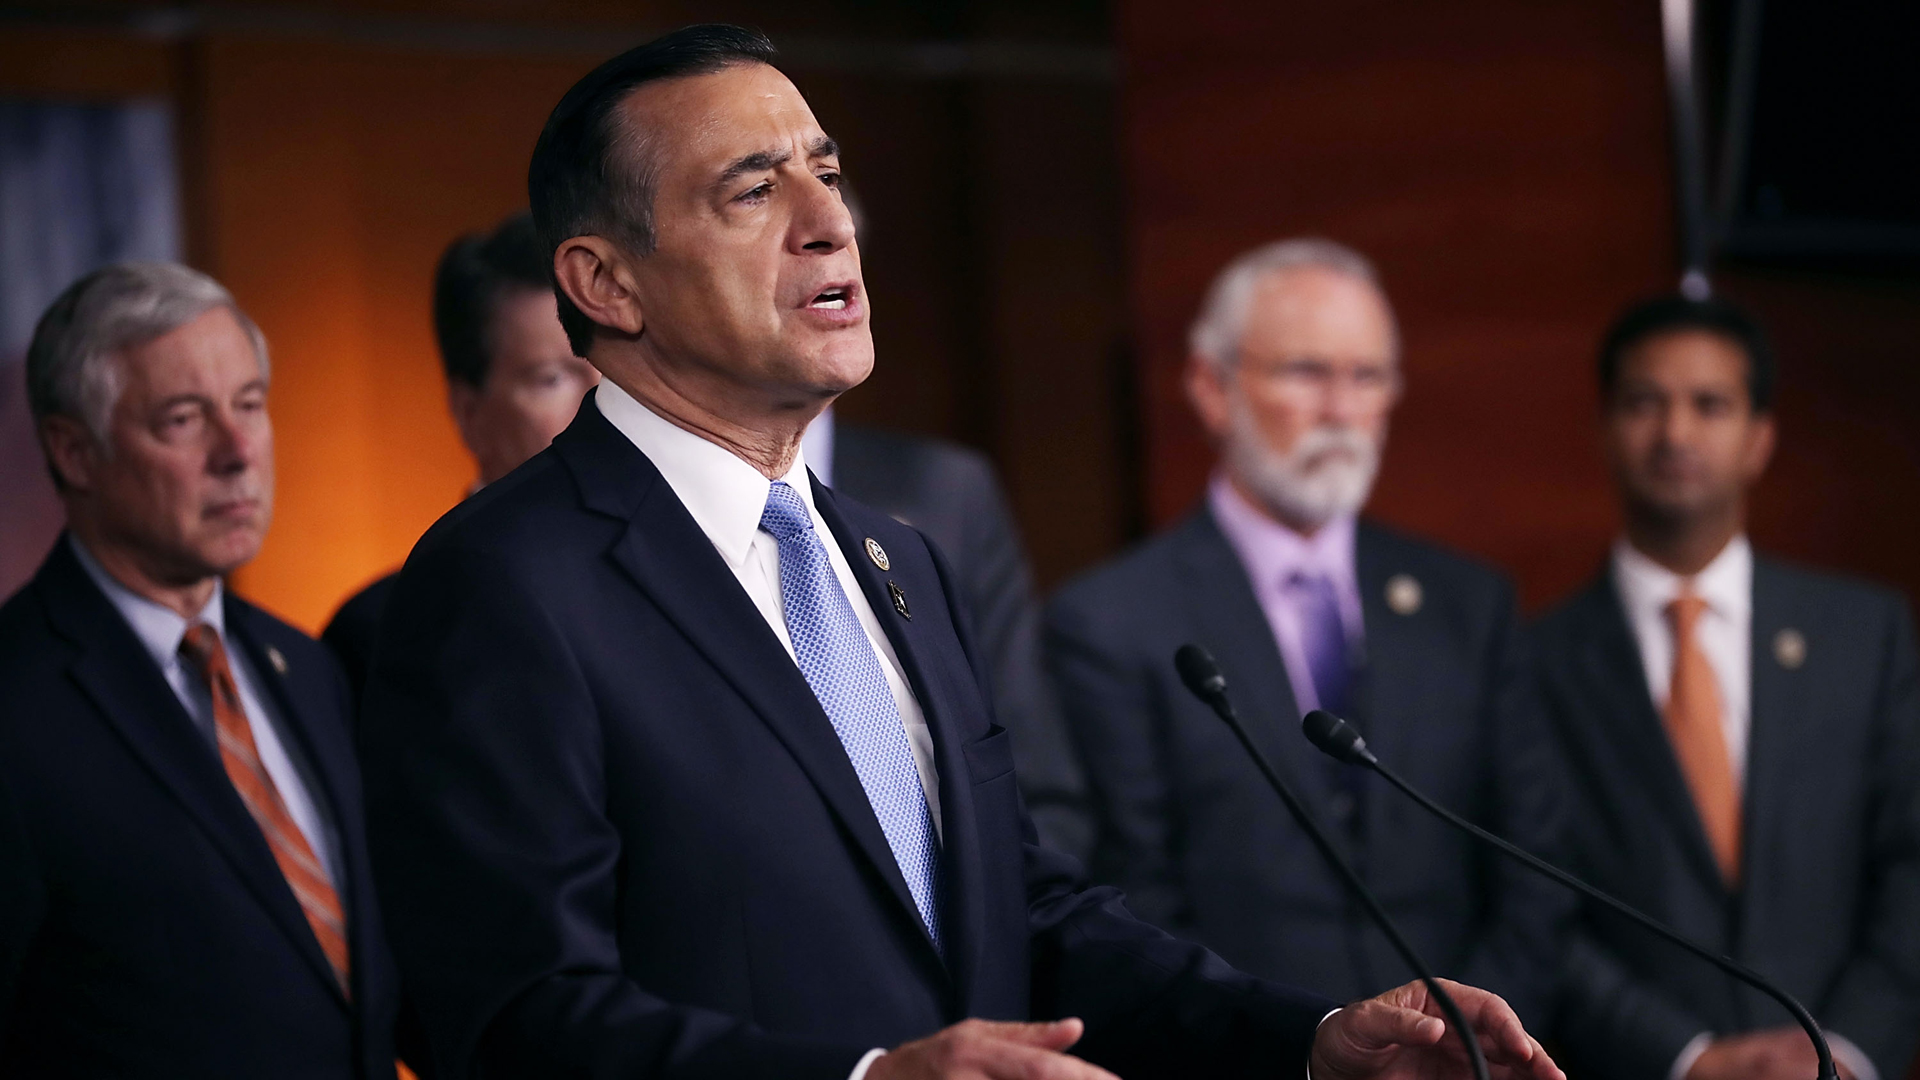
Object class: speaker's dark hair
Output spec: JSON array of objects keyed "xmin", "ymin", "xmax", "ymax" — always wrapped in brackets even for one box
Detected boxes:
[
  {"xmin": 528, "ymin": 24, "xmax": 778, "ymax": 356},
  {"xmin": 434, "ymin": 213, "xmax": 551, "ymax": 388},
  {"xmin": 1598, "ymin": 293, "xmax": 1777, "ymax": 413}
]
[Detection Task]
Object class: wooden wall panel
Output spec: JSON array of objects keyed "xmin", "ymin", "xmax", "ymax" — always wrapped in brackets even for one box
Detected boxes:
[
  {"xmin": 199, "ymin": 38, "xmax": 596, "ymax": 628},
  {"xmin": 1119, "ymin": 0, "xmax": 1920, "ymax": 611}
]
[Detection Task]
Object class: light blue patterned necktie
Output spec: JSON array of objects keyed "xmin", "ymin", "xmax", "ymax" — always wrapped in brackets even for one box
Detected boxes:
[{"xmin": 759, "ymin": 480, "xmax": 944, "ymax": 951}]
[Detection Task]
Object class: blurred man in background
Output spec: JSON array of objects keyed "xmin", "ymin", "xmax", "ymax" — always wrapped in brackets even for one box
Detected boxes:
[
  {"xmin": 323, "ymin": 213, "xmax": 597, "ymax": 695},
  {"xmin": 0, "ymin": 263, "xmax": 398, "ymax": 1075},
  {"xmin": 1047, "ymin": 238, "xmax": 1570, "ymax": 1025},
  {"xmin": 1534, "ymin": 295, "xmax": 1920, "ymax": 1080}
]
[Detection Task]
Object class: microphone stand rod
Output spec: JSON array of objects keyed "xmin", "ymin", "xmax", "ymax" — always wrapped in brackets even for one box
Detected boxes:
[
  {"xmin": 1359, "ymin": 752, "xmax": 1836, "ymax": 1080},
  {"xmin": 1194, "ymin": 687, "xmax": 1491, "ymax": 1080}
]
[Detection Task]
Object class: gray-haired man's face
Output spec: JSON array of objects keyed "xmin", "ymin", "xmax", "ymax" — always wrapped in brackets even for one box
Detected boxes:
[
  {"xmin": 50, "ymin": 306, "xmax": 274, "ymax": 584},
  {"xmin": 1187, "ymin": 266, "xmax": 1400, "ymax": 531}
]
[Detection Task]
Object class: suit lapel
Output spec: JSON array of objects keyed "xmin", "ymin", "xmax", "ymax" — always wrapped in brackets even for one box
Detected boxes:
[
  {"xmin": 813, "ymin": 479, "xmax": 978, "ymax": 987},
  {"xmin": 1576, "ymin": 571, "xmax": 1730, "ymax": 894},
  {"xmin": 553, "ymin": 400, "xmax": 941, "ymax": 966},
  {"xmin": 1351, "ymin": 527, "xmax": 1414, "ymax": 775},
  {"xmin": 1742, "ymin": 558, "xmax": 1806, "ymax": 908},
  {"xmin": 40, "ymin": 543, "xmax": 348, "ymax": 1001},
  {"xmin": 1173, "ymin": 511, "xmax": 1335, "ymax": 808}
]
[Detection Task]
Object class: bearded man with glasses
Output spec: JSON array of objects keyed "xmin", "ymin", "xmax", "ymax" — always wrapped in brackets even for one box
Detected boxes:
[{"xmin": 1048, "ymin": 238, "xmax": 1572, "ymax": 1031}]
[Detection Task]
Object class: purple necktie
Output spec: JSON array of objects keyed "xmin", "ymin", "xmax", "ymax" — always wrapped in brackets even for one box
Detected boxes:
[{"xmin": 1290, "ymin": 570, "xmax": 1350, "ymax": 717}]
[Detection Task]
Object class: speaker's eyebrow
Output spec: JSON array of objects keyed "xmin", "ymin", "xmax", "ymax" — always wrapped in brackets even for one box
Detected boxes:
[{"xmin": 716, "ymin": 147, "xmax": 793, "ymax": 188}]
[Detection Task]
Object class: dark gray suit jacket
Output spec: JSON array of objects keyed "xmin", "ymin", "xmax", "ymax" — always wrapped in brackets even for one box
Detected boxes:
[
  {"xmin": 833, "ymin": 424, "xmax": 1092, "ymax": 861},
  {"xmin": 1045, "ymin": 509, "xmax": 1572, "ymax": 1026},
  {"xmin": 1534, "ymin": 558, "xmax": 1920, "ymax": 1080}
]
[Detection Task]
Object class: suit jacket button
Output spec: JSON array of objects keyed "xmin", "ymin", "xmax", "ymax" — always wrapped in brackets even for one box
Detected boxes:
[
  {"xmin": 1773, "ymin": 628, "xmax": 1807, "ymax": 670},
  {"xmin": 1385, "ymin": 574, "xmax": 1423, "ymax": 616}
]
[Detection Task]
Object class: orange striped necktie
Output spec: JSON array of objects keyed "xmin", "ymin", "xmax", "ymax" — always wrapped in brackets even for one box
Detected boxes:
[
  {"xmin": 178, "ymin": 623, "xmax": 351, "ymax": 996},
  {"xmin": 1663, "ymin": 591, "xmax": 1741, "ymax": 886}
]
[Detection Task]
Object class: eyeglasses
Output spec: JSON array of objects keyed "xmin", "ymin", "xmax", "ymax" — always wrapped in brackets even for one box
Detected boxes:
[{"xmin": 1240, "ymin": 356, "xmax": 1400, "ymax": 398}]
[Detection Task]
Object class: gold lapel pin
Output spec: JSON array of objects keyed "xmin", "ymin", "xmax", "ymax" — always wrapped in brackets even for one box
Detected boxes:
[
  {"xmin": 1773, "ymin": 628, "xmax": 1807, "ymax": 670},
  {"xmin": 887, "ymin": 580, "xmax": 911, "ymax": 619},
  {"xmin": 1385, "ymin": 573, "xmax": 1423, "ymax": 616},
  {"xmin": 865, "ymin": 537, "xmax": 891, "ymax": 571},
  {"xmin": 266, "ymin": 644, "xmax": 289, "ymax": 676}
]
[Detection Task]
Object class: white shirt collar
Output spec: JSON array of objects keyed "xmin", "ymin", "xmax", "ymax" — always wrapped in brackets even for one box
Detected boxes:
[
  {"xmin": 593, "ymin": 379, "xmax": 817, "ymax": 569},
  {"xmin": 1612, "ymin": 533, "xmax": 1753, "ymax": 623},
  {"xmin": 801, "ymin": 406, "xmax": 836, "ymax": 489},
  {"xmin": 68, "ymin": 534, "xmax": 226, "ymax": 671}
]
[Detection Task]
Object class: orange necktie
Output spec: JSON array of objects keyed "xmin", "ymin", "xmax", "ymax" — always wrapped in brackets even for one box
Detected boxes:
[
  {"xmin": 179, "ymin": 624, "xmax": 351, "ymax": 995},
  {"xmin": 1664, "ymin": 593, "xmax": 1741, "ymax": 885}
]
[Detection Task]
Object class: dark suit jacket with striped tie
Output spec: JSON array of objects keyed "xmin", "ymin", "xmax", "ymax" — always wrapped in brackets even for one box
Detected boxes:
[
  {"xmin": 358, "ymin": 389, "xmax": 1334, "ymax": 1080},
  {"xmin": 0, "ymin": 538, "xmax": 400, "ymax": 1077}
]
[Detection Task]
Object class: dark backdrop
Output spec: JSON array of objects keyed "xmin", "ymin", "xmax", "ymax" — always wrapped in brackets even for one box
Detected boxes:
[{"xmin": 1118, "ymin": 0, "xmax": 1920, "ymax": 611}]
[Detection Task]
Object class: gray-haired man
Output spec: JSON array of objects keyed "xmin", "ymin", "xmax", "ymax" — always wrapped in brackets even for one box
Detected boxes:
[
  {"xmin": 0, "ymin": 263, "xmax": 400, "ymax": 1076},
  {"xmin": 1047, "ymin": 238, "xmax": 1573, "ymax": 1027}
]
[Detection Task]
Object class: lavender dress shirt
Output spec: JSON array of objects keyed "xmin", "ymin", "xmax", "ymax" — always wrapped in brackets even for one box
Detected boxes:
[{"xmin": 1206, "ymin": 474, "xmax": 1365, "ymax": 715}]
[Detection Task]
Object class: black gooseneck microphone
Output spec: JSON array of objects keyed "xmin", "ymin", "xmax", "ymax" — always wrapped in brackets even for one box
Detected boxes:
[
  {"xmin": 1173, "ymin": 645, "xmax": 1491, "ymax": 1080},
  {"xmin": 1301, "ymin": 708, "xmax": 1840, "ymax": 1080}
]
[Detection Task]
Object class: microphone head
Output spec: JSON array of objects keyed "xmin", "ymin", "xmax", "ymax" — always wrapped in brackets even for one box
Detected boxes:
[
  {"xmin": 1303, "ymin": 709, "xmax": 1374, "ymax": 765},
  {"xmin": 1174, "ymin": 644, "xmax": 1229, "ymax": 703}
]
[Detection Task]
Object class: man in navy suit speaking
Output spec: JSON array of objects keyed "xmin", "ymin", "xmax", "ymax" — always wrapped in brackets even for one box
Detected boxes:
[{"xmin": 360, "ymin": 25, "xmax": 1563, "ymax": 1080}]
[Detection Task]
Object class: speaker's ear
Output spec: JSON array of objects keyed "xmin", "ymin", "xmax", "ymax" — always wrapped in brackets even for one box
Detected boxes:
[{"xmin": 553, "ymin": 235, "xmax": 645, "ymax": 343}]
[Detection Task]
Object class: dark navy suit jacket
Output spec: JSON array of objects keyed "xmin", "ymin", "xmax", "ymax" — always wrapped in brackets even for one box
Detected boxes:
[
  {"xmin": 359, "ymin": 392, "xmax": 1332, "ymax": 1079},
  {"xmin": 0, "ymin": 539, "xmax": 399, "ymax": 1077},
  {"xmin": 324, "ymin": 425, "xmax": 1092, "ymax": 860},
  {"xmin": 1045, "ymin": 509, "xmax": 1572, "ymax": 1027},
  {"xmin": 1535, "ymin": 561, "xmax": 1920, "ymax": 1080}
]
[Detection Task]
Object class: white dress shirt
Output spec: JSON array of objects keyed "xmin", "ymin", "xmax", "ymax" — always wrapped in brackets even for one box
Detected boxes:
[
  {"xmin": 1612, "ymin": 535, "xmax": 1753, "ymax": 790},
  {"xmin": 802, "ymin": 405, "xmax": 837, "ymax": 487},
  {"xmin": 70, "ymin": 535, "xmax": 345, "ymax": 893},
  {"xmin": 1612, "ymin": 536, "xmax": 1876, "ymax": 1080}
]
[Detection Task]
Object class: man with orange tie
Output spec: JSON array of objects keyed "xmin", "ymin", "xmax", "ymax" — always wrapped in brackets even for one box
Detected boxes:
[
  {"xmin": 0, "ymin": 263, "xmax": 398, "ymax": 1075},
  {"xmin": 1533, "ymin": 293, "xmax": 1920, "ymax": 1080}
]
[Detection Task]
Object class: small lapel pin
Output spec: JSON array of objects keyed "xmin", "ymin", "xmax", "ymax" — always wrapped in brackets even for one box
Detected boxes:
[
  {"xmin": 887, "ymin": 580, "xmax": 911, "ymax": 619},
  {"xmin": 865, "ymin": 537, "xmax": 891, "ymax": 571},
  {"xmin": 1773, "ymin": 628, "xmax": 1807, "ymax": 670},
  {"xmin": 1385, "ymin": 573, "xmax": 1423, "ymax": 616},
  {"xmin": 265, "ymin": 644, "xmax": 289, "ymax": 676}
]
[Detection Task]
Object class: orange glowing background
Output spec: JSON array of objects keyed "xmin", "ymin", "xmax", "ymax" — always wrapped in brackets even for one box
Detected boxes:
[{"xmin": 191, "ymin": 40, "xmax": 596, "ymax": 631}]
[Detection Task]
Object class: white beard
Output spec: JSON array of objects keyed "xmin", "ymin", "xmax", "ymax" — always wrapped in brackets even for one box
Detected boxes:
[{"xmin": 1225, "ymin": 404, "xmax": 1381, "ymax": 530}]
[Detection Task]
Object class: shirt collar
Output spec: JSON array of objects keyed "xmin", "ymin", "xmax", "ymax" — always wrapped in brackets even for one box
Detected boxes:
[
  {"xmin": 802, "ymin": 406, "xmax": 836, "ymax": 488},
  {"xmin": 1207, "ymin": 471, "xmax": 1358, "ymax": 591},
  {"xmin": 594, "ymin": 378, "xmax": 815, "ymax": 570},
  {"xmin": 68, "ymin": 534, "xmax": 226, "ymax": 671},
  {"xmin": 1612, "ymin": 533, "xmax": 1752, "ymax": 622}
]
